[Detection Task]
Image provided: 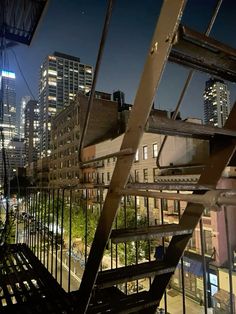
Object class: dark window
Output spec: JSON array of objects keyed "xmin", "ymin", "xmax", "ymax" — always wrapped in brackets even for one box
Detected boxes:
[
  {"xmin": 143, "ymin": 146, "xmax": 148, "ymax": 160},
  {"xmin": 143, "ymin": 169, "xmax": 148, "ymax": 182}
]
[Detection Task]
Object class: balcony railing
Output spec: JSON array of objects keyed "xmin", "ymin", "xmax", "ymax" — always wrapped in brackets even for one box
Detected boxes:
[{"xmin": 0, "ymin": 185, "xmax": 233, "ymax": 313}]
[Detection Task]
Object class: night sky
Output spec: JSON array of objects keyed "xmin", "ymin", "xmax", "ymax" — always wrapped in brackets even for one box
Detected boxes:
[{"xmin": 6, "ymin": 0, "xmax": 236, "ymax": 120}]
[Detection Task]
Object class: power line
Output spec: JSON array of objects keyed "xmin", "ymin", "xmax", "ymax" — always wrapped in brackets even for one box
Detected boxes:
[{"xmin": 10, "ymin": 48, "xmax": 36, "ymax": 100}]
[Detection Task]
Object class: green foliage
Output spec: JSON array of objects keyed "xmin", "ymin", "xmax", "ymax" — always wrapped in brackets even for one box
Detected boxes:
[{"xmin": 30, "ymin": 193, "xmax": 154, "ymax": 266}]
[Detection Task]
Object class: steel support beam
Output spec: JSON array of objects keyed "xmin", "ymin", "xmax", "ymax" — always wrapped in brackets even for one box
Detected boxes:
[
  {"xmin": 127, "ymin": 182, "xmax": 213, "ymax": 191},
  {"xmin": 119, "ymin": 188, "xmax": 236, "ymax": 208},
  {"xmin": 146, "ymin": 115, "xmax": 236, "ymax": 139}
]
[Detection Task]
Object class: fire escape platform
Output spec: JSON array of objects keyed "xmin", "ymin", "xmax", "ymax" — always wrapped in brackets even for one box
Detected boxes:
[
  {"xmin": 96, "ymin": 261, "xmax": 175, "ymax": 289},
  {"xmin": 0, "ymin": 244, "xmax": 73, "ymax": 314},
  {"xmin": 85, "ymin": 288, "xmax": 159, "ymax": 314}
]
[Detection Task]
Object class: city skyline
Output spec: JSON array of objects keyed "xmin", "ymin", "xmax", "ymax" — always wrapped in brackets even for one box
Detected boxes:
[
  {"xmin": 1, "ymin": 2, "xmax": 236, "ymax": 313},
  {"xmin": 4, "ymin": 0, "xmax": 236, "ymax": 122}
]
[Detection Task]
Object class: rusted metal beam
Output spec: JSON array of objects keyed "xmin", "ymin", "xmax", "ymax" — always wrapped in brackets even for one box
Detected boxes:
[
  {"xmin": 96, "ymin": 260, "xmax": 175, "ymax": 289},
  {"xmin": 146, "ymin": 115, "xmax": 236, "ymax": 139},
  {"xmin": 127, "ymin": 182, "xmax": 213, "ymax": 191},
  {"xmin": 80, "ymin": 148, "xmax": 134, "ymax": 167},
  {"xmin": 120, "ymin": 188, "xmax": 236, "ymax": 208},
  {"xmin": 110, "ymin": 224, "xmax": 193, "ymax": 243}
]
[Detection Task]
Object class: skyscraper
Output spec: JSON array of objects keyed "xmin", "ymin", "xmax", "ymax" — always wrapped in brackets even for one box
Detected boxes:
[
  {"xmin": 39, "ymin": 51, "xmax": 93, "ymax": 156},
  {"xmin": 18, "ymin": 95, "xmax": 31, "ymax": 139},
  {"xmin": 24, "ymin": 100, "xmax": 40, "ymax": 164},
  {"xmin": 203, "ymin": 78, "xmax": 230, "ymax": 128},
  {"xmin": 0, "ymin": 70, "xmax": 16, "ymax": 145}
]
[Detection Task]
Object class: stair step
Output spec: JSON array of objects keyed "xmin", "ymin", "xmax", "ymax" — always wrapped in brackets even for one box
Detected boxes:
[
  {"xmin": 127, "ymin": 182, "xmax": 213, "ymax": 191},
  {"xmin": 96, "ymin": 261, "xmax": 175, "ymax": 289},
  {"xmin": 170, "ymin": 25, "xmax": 236, "ymax": 82},
  {"xmin": 88, "ymin": 290, "xmax": 159, "ymax": 314},
  {"xmin": 111, "ymin": 224, "xmax": 193, "ymax": 243}
]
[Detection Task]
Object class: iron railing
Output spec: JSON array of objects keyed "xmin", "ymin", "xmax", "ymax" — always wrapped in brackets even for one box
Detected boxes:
[{"xmin": 12, "ymin": 185, "xmax": 236, "ymax": 313}]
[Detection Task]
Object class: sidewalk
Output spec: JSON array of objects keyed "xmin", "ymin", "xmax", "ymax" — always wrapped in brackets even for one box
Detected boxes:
[{"xmin": 159, "ymin": 290, "xmax": 207, "ymax": 314}]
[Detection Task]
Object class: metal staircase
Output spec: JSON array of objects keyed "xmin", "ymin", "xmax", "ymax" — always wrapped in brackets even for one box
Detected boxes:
[{"xmin": 77, "ymin": 0, "xmax": 236, "ymax": 313}]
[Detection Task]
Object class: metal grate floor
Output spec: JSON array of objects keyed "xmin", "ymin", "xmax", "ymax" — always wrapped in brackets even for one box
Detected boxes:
[{"xmin": 0, "ymin": 244, "xmax": 74, "ymax": 314}]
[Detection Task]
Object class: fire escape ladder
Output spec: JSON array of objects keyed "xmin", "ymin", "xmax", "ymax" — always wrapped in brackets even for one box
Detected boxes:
[
  {"xmin": 77, "ymin": 0, "xmax": 187, "ymax": 313},
  {"xmin": 78, "ymin": 0, "xmax": 236, "ymax": 313}
]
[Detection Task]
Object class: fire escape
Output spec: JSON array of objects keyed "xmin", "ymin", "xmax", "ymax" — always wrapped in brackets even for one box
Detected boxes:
[{"xmin": 1, "ymin": 0, "xmax": 236, "ymax": 313}]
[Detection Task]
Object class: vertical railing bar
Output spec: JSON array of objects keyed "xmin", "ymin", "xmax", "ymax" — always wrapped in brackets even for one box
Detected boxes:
[
  {"xmin": 60, "ymin": 188, "xmax": 65, "ymax": 287},
  {"xmin": 47, "ymin": 189, "xmax": 51, "ymax": 270},
  {"xmin": 85, "ymin": 189, "xmax": 88, "ymax": 264},
  {"xmin": 37, "ymin": 190, "xmax": 40, "ymax": 258},
  {"xmin": 29, "ymin": 191, "xmax": 33, "ymax": 250},
  {"xmin": 160, "ymin": 194, "xmax": 167, "ymax": 313},
  {"xmin": 68, "ymin": 189, "xmax": 72, "ymax": 293},
  {"xmin": 200, "ymin": 218, "xmax": 208, "ymax": 314},
  {"xmin": 115, "ymin": 204, "xmax": 118, "ymax": 269},
  {"xmin": 224, "ymin": 205, "xmax": 234, "ymax": 313},
  {"xmin": 38, "ymin": 190, "xmax": 41, "ymax": 260},
  {"xmin": 134, "ymin": 195, "xmax": 138, "ymax": 294},
  {"xmin": 25, "ymin": 190, "xmax": 28, "ymax": 245},
  {"xmin": 35, "ymin": 191, "xmax": 38, "ymax": 255},
  {"xmin": 177, "ymin": 194, "xmax": 186, "ymax": 314},
  {"xmin": 16, "ymin": 196, "xmax": 19, "ymax": 244},
  {"xmin": 43, "ymin": 190, "xmax": 47, "ymax": 265},
  {"xmin": 55, "ymin": 189, "xmax": 59, "ymax": 280},
  {"xmin": 124, "ymin": 195, "xmax": 128, "ymax": 294},
  {"xmin": 35, "ymin": 191, "xmax": 38, "ymax": 257},
  {"xmin": 51, "ymin": 189, "xmax": 55, "ymax": 275},
  {"xmin": 97, "ymin": 188, "xmax": 103, "ymax": 272},
  {"xmin": 23, "ymin": 193, "xmax": 26, "ymax": 244},
  {"xmin": 32, "ymin": 191, "xmax": 36, "ymax": 251},
  {"xmin": 111, "ymin": 243, "xmax": 113, "ymax": 269},
  {"xmin": 30, "ymin": 191, "xmax": 34, "ymax": 251},
  {"xmin": 146, "ymin": 196, "xmax": 151, "ymax": 289},
  {"xmin": 40, "ymin": 189, "xmax": 43, "ymax": 262}
]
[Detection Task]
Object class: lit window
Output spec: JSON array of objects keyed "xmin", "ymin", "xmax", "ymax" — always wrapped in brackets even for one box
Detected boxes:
[
  {"xmin": 48, "ymin": 96, "xmax": 57, "ymax": 101},
  {"xmin": 48, "ymin": 56, "xmax": 56, "ymax": 61},
  {"xmin": 153, "ymin": 143, "xmax": 158, "ymax": 158},
  {"xmin": 85, "ymin": 68, "xmax": 92, "ymax": 74},
  {"xmin": 48, "ymin": 69, "xmax": 57, "ymax": 76},
  {"xmin": 143, "ymin": 146, "xmax": 148, "ymax": 160}
]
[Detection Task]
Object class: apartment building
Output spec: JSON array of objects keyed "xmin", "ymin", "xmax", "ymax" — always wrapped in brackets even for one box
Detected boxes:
[
  {"xmin": 49, "ymin": 93, "xmax": 118, "ymax": 187},
  {"xmin": 39, "ymin": 52, "xmax": 93, "ymax": 157},
  {"xmin": 48, "ymin": 93, "xmax": 236, "ymax": 305},
  {"xmin": 204, "ymin": 78, "xmax": 231, "ymax": 128}
]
